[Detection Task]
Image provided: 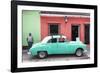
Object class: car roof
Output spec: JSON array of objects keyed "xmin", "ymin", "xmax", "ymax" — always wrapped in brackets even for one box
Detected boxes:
[
  {"xmin": 48, "ymin": 35, "xmax": 66, "ymax": 38},
  {"xmin": 41, "ymin": 35, "xmax": 66, "ymax": 43}
]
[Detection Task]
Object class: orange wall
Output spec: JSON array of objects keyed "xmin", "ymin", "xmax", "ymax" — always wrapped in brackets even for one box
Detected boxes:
[{"xmin": 41, "ymin": 16, "xmax": 90, "ymax": 43}]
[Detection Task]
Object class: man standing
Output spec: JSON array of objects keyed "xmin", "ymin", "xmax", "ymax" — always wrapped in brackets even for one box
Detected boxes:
[{"xmin": 27, "ymin": 33, "xmax": 34, "ymax": 49}]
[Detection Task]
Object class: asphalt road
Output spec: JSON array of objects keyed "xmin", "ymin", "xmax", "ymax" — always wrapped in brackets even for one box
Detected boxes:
[{"xmin": 22, "ymin": 49, "xmax": 90, "ymax": 62}]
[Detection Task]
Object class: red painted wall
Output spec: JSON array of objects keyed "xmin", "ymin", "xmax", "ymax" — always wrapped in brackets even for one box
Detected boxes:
[{"xmin": 41, "ymin": 16, "xmax": 90, "ymax": 43}]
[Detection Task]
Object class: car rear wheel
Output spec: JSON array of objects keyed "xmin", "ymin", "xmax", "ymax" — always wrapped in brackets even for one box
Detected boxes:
[
  {"xmin": 75, "ymin": 49, "xmax": 83, "ymax": 57},
  {"xmin": 37, "ymin": 51, "xmax": 47, "ymax": 59}
]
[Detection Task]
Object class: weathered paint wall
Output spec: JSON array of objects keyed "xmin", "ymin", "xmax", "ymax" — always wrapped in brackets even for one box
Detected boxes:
[
  {"xmin": 41, "ymin": 16, "xmax": 90, "ymax": 43},
  {"xmin": 22, "ymin": 10, "xmax": 41, "ymax": 46}
]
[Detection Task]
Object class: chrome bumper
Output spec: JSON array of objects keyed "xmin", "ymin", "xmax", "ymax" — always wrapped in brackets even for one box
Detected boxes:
[
  {"xmin": 84, "ymin": 49, "xmax": 88, "ymax": 53},
  {"xmin": 27, "ymin": 52, "xmax": 31, "ymax": 55}
]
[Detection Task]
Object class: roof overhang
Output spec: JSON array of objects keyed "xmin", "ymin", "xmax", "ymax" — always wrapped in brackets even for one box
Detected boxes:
[{"xmin": 40, "ymin": 11, "xmax": 90, "ymax": 18}]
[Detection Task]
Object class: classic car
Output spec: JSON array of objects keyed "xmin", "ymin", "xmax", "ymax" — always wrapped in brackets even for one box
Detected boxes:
[{"xmin": 28, "ymin": 35, "xmax": 88, "ymax": 58}]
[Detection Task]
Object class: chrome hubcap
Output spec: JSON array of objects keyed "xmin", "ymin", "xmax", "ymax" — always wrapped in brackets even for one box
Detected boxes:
[
  {"xmin": 39, "ymin": 52, "xmax": 46, "ymax": 58},
  {"xmin": 76, "ymin": 50, "xmax": 82, "ymax": 56}
]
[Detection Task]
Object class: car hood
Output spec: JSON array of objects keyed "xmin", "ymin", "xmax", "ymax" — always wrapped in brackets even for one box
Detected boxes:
[
  {"xmin": 69, "ymin": 41, "xmax": 86, "ymax": 46},
  {"xmin": 69, "ymin": 41, "xmax": 83, "ymax": 44}
]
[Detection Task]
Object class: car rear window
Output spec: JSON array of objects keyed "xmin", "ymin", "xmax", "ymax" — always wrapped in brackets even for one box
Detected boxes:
[{"xmin": 47, "ymin": 38, "xmax": 57, "ymax": 43}]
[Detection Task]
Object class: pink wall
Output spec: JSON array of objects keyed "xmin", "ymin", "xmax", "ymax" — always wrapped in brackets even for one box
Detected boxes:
[{"xmin": 41, "ymin": 16, "xmax": 90, "ymax": 43}]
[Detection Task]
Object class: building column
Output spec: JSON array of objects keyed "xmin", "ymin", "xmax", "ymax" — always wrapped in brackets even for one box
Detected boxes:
[{"xmin": 80, "ymin": 24, "xmax": 85, "ymax": 43}]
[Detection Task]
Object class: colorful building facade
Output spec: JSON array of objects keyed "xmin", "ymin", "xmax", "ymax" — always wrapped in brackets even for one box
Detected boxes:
[{"xmin": 22, "ymin": 10, "xmax": 90, "ymax": 46}]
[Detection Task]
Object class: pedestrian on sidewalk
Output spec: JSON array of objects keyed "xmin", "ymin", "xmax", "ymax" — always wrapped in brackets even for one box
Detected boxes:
[{"xmin": 27, "ymin": 33, "xmax": 34, "ymax": 49}]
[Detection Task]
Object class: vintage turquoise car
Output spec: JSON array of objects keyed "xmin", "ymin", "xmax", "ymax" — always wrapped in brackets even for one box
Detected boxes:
[{"xmin": 28, "ymin": 35, "xmax": 88, "ymax": 58}]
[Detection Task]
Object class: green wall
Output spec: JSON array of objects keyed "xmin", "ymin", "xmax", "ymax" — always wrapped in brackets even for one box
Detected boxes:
[{"xmin": 22, "ymin": 10, "xmax": 41, "ymax": 46}]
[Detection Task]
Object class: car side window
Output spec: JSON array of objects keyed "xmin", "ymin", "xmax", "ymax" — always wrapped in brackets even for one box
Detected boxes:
[
  {"xmin": 58, "ymin": 38, "xmax": 66, "ymax": 43},
  {"xmin": 47, "ymin": 38, "xmax": 57, "ymax": 43}
]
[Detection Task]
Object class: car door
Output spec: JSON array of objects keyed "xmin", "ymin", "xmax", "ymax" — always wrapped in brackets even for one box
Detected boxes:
[
  {"xmin": 46, "ymin": 38, "xmax": 58, "ymax": 54},
  {"xmin": 57, "ymin": 38, "xmax": 68, "ymax": 54}
]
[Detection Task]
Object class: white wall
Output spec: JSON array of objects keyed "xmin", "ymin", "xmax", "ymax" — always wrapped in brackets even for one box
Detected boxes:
[{"xmin": 0, "ymin": 0, "xmax": 99, "ymax": 73}]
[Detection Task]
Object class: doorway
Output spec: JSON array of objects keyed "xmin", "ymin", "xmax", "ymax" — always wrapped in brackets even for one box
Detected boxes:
[
  {"xmin": 72, "ymin": 25, "xmax": 79, "ymax": 41},
  {"xmin": 84, "ymin": 24, "xmax": 90, "ymax": 44},
  {"xmin": 49, "ymin": 24, "xmax": 59, "ymax": 35}
]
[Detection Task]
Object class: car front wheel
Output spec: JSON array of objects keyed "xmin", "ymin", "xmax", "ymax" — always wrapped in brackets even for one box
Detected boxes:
[
  {"xmin": 37, "ymin": 51, "xmax": 47, "ymax": 59},
  {"xmin": 75, "ymin": 49, "xmax": 83, "ymax": 57}
]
